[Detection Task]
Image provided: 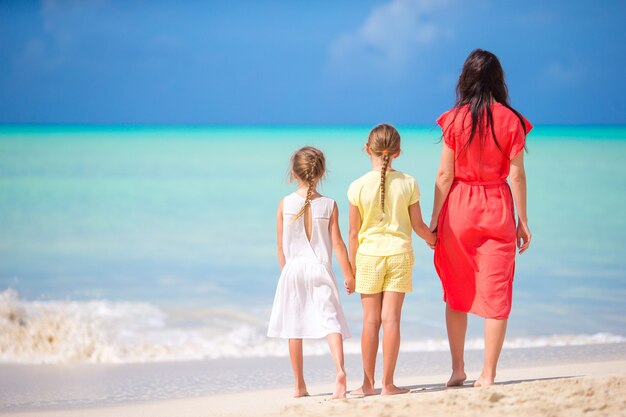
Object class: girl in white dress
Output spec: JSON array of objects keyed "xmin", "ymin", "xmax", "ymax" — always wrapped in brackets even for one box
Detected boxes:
[{"xmin": 267, "ymin": 146, "xmax": 354, "ymax": 399}]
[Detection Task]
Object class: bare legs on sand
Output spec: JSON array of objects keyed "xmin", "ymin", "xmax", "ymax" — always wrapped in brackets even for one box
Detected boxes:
[
  {"xmin": 289, "ymin": 334, "xmax": 347, "ymax": 399},
  {"xmin": 326, "ymin": 333, "xmax": 347, "ymax": 399},
  {"xmin": 289, "ymin": 339, "xmax": 309, "ymax": 397},
  {"xmin": 351, "ymin": 292, "xmax": 409, "ymax": 396},
  {"xmin": 445, "ymin": 303, "xmax": 508, "ymax": 387}
]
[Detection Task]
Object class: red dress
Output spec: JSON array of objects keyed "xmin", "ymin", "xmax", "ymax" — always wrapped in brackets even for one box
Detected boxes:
[{"xmin": 434, "ymin": 103, "xmax": 532, "ymax": 319}]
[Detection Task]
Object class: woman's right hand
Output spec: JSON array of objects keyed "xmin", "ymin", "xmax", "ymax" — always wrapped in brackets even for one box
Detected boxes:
[{"xmin": 517, "ymin": 219, "xmax": 531, "ymax": 254}]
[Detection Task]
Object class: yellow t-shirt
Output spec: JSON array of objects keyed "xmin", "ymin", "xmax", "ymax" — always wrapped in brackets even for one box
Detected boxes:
[{"xmin": 347, "ymin": 170, "xmax": 420, "ymax": 256}]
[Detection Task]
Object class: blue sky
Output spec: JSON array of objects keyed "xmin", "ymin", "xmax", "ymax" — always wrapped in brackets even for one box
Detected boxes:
[{"xmin": 1, "ymin": 0, "xmax": 624, "ymax": 125}]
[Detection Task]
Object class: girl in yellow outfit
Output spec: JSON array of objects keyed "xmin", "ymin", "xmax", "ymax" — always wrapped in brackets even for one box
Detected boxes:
[{"xmin": 348, "ymin": 124, "xmax": 436, "ymax": 396}]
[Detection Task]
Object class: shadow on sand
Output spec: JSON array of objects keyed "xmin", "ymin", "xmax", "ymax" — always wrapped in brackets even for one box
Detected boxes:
[{"xmin": 310, "ymin": 375, "xmax": 581, "ymax": 399}]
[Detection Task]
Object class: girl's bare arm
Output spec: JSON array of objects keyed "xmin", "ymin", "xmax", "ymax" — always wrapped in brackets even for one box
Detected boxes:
[
  {"xmin": 329, "ymin": 202, "xmax": 355, "ymax": 294},
  {"xmin": 348, "ymin": 204, "xmax": 361, "ymax": 276},
  {"xmin": 276, "ymin": 199, "xmax": 286, "ymax": 270},
  {"xmin": 409, "ymin": 202, "xmax": 436, "ymax": 245}
]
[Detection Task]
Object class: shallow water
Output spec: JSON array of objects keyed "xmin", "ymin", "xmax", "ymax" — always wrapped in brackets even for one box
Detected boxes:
[{"xmin": 0, "ymin": 125, "xmax": 625, "ymax": 363}]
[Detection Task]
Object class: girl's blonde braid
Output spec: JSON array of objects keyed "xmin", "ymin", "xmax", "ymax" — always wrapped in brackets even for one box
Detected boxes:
[
  {"xmin": 293, "ymin": 163, "xmax": 315, "ymax": 222},
  {"xmin": 380, "ymin": 150, "xmax": 390, "ymax": 213}
]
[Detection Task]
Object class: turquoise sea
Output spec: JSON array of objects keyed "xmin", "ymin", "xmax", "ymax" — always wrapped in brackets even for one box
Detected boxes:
[{"xmin": 1, "ymin": 125, "xmax": 625, "ymax": 363}]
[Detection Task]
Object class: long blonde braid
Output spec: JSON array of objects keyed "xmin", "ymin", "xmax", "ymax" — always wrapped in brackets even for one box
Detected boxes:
[
  {"xmin": 366, "ymin": 124, "xmax": 401, "ymax": 215},
  {"xmin": 380, "ymin": 151, "xmax": 390, "ymax": 212},
  {"xmin": 290, "ymin": 147, "xmax": 326, "ymax": 222}
]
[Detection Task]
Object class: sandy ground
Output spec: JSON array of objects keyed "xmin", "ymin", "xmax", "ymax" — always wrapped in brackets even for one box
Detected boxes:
[{"xmin": 3, "ymin": 359, "xmax": 625, "ymax": 417}]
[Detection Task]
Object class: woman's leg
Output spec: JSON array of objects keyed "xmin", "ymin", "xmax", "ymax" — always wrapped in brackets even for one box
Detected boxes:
[
  {"xmin": 380, "ymin": 291, "xmax": 409, "ymax": 395},
  {"xmin": 475, "ymin": 318, "xmax": 507, "ymax": 387},
  {"xmin": 289, "ymin": 339, "xmax": 308, "ymax": 397},
  {"xmin": 326, "ymin": 333, "xmax": 347, "ymax": 399},
  {"xmin": 350, "ymin": 293, "xmax": 382, "ymax": 396},
  {"xmin": 446, "ymin": 303, "xmax": 468, "ymax": 386}
]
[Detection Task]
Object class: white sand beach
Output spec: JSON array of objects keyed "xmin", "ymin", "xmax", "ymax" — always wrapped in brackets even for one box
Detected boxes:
[{"xmin": 2, "ymin": 344, "xmax": 626, "ymax": 417}]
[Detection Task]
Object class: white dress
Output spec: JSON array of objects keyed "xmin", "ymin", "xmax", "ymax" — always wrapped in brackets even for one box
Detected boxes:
[{"xmin": 267, "ymin": 193, "xmax": 351, "ymax": 339}]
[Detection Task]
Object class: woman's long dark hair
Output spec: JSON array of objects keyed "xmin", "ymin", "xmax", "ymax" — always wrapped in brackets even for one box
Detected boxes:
[{"xmin": 451, "ymin": 49, "xmax": 528, "ymax": 157}]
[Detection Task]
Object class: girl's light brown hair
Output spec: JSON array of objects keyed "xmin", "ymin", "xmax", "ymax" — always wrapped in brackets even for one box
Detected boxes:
[
  {"xmin": 366, "ymin": 124, "xmax": 401, "ymax": 214},
  {"xmin": 290, "ymin": 146, "xmax": 326, "ymax": 221}
]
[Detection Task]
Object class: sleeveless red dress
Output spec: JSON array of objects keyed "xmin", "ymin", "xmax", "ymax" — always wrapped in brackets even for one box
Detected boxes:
[{"xmin": 434, "ymin": 103, "xmax": 532, "ymax": 319}]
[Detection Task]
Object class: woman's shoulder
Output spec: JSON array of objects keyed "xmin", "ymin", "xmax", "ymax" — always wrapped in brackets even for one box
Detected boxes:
[
  {"xmin": 436, "ymin": 108, "xmax": 454, "ymax": 128},
  {"xmin": 437, "ymin": 105, "xmax": 468, "ymax": 128},
  {"xmin": 492, "ymin": 103, "xmax": 533, "ymax": 132}
]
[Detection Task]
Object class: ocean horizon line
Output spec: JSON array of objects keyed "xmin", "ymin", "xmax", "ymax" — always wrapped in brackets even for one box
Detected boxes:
[{"xmin": 1, "ymin": 122, "xmax": 626, "ymax": 129}]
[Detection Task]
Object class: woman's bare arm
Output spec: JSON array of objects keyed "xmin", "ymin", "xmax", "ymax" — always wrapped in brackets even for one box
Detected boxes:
[
  {"xmin": 430, "ymin": 142, "xmax": 455, "ymax": 230},
  {"xmin": 509, "ymin": 152, "xmax": 531, "ymax": 254}
]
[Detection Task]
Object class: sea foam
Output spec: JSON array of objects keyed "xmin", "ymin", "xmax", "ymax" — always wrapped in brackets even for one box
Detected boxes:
[{"xmin": 1, "ymin": 289, "xmax": 624, "ymax": 364}]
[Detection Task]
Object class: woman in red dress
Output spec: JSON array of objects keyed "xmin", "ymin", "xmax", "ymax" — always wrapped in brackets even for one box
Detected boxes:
[{"xmin": 430, "ymin": 49, "xmax": 532, "ymax": 387}]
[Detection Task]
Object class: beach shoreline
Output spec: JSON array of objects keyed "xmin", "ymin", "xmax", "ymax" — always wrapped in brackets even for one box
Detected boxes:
[
  {"xmin": 2, "ymin": 342, "xmax": 626, "ymax": 416},
  {"xmin": 2, "ymin": 359, "xmax": 625, "ymax": 417}
]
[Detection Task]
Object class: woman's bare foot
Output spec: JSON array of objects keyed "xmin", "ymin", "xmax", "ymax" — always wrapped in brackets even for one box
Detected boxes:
[
  {"xmin": 381, "ymin": 384, "xmax": 410, "ymax": 395},
  {"xmin": 473, "ymin": 375, "xmax": 494, "ymax": 387},
  {"xmin": 293, "ymin": 386, "xmax": 309, "ymax": 398},
  {"xmin": 349, "ymin": 384, "xmax": 376, "ymax": 397},
  {"xmin": 446, "ymin": 371, "xmax": 467, "ymax": 387},
  {"xmin": 332, "ymin": 370, "xmax": 347, "ymax": 399}
]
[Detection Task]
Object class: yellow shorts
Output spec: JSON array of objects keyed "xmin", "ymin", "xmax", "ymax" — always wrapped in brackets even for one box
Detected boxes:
[{"xmin": 355, "ymin": 252, "xmax": 414, "ymax": 294}]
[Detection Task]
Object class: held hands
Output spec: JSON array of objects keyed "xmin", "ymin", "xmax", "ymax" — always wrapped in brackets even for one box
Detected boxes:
[
  {"xmin": 425, "ymin": 226, "xmax": 437, "ymax": 250},
  {"xmin": 517, "ymin": 219, "xmax": 531, "ymax": 254},
  {"xmin": 344, "ymin": 275, "xmax": 356, "ymax": 295}
]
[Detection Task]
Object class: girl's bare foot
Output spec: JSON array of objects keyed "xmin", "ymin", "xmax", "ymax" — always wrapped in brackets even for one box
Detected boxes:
[
  {"xmin": 446, "ymin": 371, "xmax": 467, "ymax": 387},
  {"xmin": 473, "ymin": 375, "xmax": 494, "ymax": 387},
  {"xmin": 293, "ymin": 387, "xmax": 309, "ymax": 398},
  {"xmin": 332, "ymin": 370, "xmax": 347, "ymax": 399},
  {"xmin": 349, "ymin": 385, "xmax": 376, "ymax": 397},
  {"xmin": 381, "ymin": 384, "xmax": 410, "ymax": 395}
]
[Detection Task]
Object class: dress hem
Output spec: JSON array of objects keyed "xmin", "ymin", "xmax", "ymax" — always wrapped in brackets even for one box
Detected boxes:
[
  {"xmin": 266, "ymin": 331, "xmax": 351, "ymax": 340},
  {"xmin": 442, "ymin": 298, "xmax": 511, "ymax": 320}
]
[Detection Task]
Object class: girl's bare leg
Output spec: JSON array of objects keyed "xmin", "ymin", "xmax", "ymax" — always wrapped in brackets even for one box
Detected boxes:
[
  {"xmin": 350, "ymin": 293, "xmax": 382, "ymax": 396},
  {"xmin": 445, "ymin": 304, "xmax": 468, "ymax": 386},
  {"xmin": 380, "ymin": 291, "xmax": 409, "ymax": 395},
  {"xmin": 474, "ymin": 318, "xmax": 507, "ymax": 387},
  {"xmin": 289, "ymin": 339, "xmax": 309, "ymax": 397},
  {"xmin": 326, "ymin": 332, "xmax": 347, "ymax": 399}
]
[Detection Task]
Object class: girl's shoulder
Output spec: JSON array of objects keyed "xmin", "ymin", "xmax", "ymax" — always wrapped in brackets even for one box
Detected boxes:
[
  {"xmin": 389, "ymin": 170, "xmax": 417, "ymax": 183},
  {"xmin": 387, "ymin": 171, "xmax": 420, "ymax": 202},
  {"xmin": 282, "ymin": 192, "xmax": 299, "ymax": 202},
  {"xmin": 347, "ymin": 172, "xmax": 378, "ymax": 202},
  {"xmin": 391, "ymin": 170, "xmax": 414, "ymax": 178},
  {"xmin": 285, "ymin": 192, "xmax": 334, "ymax": 204},
  {"xmin": 314, "ymin": 195, "xmax": 336, "ymax": 217},
  {"xmin": 316, "ymin": 194, "xmax": 335, "ymax": 205}
]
